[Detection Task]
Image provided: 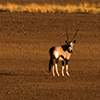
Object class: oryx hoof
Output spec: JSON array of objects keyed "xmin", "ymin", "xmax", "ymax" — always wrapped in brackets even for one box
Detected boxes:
[
  {"xmin": 57, "ymin": 74, "xmax": 60, "ymax": 76},
  {"xmin": 61, "ymin": 73, "xmax": 64, "ymax": 76},
  {"xmin": 53, "ymin": 74, "xmax": 55, "ymax": 76},
  {"xmin": 66, "ymin": 72, "xmax": 71, "ymax": 77}
]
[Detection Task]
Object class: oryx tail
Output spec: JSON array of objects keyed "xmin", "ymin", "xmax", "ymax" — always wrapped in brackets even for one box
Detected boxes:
[{"xmin": 49, "ymin": 47, "xmax": 55, "ymax": 72}]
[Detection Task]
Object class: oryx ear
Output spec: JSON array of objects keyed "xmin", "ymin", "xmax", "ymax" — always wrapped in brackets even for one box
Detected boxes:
[
  {"xmin": 65, "ymin": 41, "xmax": 68, "ymax": 43},
  {"xmin": 73, "ymin": 40, "xmax": 76, "ymax": 43}
]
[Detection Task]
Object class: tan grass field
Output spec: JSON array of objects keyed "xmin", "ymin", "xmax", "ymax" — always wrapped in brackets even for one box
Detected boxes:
[{"xmin": 0, "ymin": 2, "xmax": 100, "ymax": 13}]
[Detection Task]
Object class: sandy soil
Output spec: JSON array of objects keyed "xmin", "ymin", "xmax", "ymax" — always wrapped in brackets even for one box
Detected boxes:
[{"xmin": 0, "ymin": 1, "xmax": 100, "ymax": 100}]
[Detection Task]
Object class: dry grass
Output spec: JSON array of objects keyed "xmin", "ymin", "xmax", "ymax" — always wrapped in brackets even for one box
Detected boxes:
[{"xmin": 0, "ymin": 2, "xmax": 100, "ymax": 13}]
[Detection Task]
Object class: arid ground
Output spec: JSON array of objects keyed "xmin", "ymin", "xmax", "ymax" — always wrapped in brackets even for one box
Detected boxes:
[{"xmin": 0, "ymin": 0, "xmax": 100, "ymax": 100}]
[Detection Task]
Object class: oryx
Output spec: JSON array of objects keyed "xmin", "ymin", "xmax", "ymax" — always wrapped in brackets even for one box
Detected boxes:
[{"xmin": 49, "ymin": 28, "xmax": 79, "ymax": 76}]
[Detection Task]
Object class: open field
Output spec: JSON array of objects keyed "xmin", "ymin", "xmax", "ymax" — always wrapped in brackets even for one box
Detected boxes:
[{"xmin": 0, "ymin": 0, "xmax": 100, "ymax": 100}]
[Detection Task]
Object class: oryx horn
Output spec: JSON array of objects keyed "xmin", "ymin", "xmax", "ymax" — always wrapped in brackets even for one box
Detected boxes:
[
  {"xmin": 66, "ymin": 28, "xmax": 69, "ymax": 41},
  {"xmin": 71, "ymin": 29, "xmax": 79, "ymax": 41}
]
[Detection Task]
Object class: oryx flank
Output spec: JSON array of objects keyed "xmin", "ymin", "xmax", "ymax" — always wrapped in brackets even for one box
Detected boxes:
[{"xmin": 49, "ymin": 28, "xmax": 79, "ymax": 76}]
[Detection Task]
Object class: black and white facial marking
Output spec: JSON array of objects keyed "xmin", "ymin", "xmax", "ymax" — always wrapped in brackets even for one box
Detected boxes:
[
  {"xmin": 49, "ymin": 29, "xmax": 79, "ymax": 76},
  {"xmin": 63, "ymin": 40, "xmax": 76, "ymax": 52}
]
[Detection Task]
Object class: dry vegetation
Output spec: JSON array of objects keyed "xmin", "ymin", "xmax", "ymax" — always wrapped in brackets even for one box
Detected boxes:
[{"xmin": 0, "ymin": 2, "xmax": 100, "ymax": 13}]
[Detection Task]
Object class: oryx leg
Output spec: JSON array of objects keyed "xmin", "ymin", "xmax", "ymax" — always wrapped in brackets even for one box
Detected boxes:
[
  {"xmin": 52, "ymin": 58, "xmax": 59, "ymax": 76},
  {"xmin": 52, "ymin": 65, "xmax": 55, "ymax": 76},
  {"xmin": 55, "ymin": 58, "xmax": 60, "ymax": 76},
  {"xmin": 66, "ymin": 65, "xmax": 70, "ymax": 76},
  {"xmin": 65, "ymin": 59, "xmax": 70, "ymax": 77},
  {"xmin": 61, "ymin": 61, "xmax": 65, "ymax": 76},
  {"xmin": 52, "ymin": 58, "xmax": 56, "ymax": 76}
]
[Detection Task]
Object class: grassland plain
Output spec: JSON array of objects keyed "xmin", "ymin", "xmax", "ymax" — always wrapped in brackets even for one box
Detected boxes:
[
  {"xmin": 0, "ymin": 0, "xmax": 100, "ymax": 100},
  {"xmin": 0, "ymin": 2, "xmax": 100, "ymax": 13}
]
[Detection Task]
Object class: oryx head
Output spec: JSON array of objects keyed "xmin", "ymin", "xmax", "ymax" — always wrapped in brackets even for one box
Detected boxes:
[{"xmin": 65, "ymin": 28, "xmax": 79, "ymax": 52}]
